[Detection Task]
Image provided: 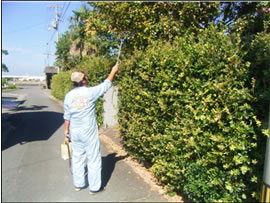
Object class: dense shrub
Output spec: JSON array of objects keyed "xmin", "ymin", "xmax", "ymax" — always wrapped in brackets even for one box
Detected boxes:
[
  {"xmin": 7, "ymin": 84, "xmax": 17, "ymax": 89},
  {"xmin": 118, "ymin": 25, "xmax": 266, "ymax": 201},
  {"xmin": 246, "ymin": 32, "xmax": 270, "ymax": 122},
  {"xmin": 51, "ymin": 71, "xmax": 73, "ymax": 101},
  {"xmin": 51, "ymin": 56, "xmax": 114, "ymax": 127},
  {"xmin": 2, "ymin": 78, "xmax": 6, "ymax": 86}
]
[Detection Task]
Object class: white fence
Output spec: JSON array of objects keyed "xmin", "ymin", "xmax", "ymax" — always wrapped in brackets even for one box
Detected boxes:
[{"xmin": 103, "ymin": 86, "xmax": 119, "ymax": 128}]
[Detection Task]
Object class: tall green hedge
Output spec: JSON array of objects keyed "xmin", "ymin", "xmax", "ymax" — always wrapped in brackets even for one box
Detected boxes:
[
  {"xmin": 51, "ymin": 71, "xmax": 73, "ymax": 101},
  {"xmin": 118, "ymin": 25, "xmax": 266, "ymax": 201},
  {"xmin": 247, "ymin": 32, "xmax": 270, "ymax": 122},
  {"xmin": 51, "ymin": 56, "xmax": 114, "ymax": 127}
]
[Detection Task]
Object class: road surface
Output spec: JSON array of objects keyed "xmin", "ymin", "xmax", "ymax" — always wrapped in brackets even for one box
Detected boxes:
[{"xmin": 2, "ymin": 86, "xmax": 168, "ymax": 202}]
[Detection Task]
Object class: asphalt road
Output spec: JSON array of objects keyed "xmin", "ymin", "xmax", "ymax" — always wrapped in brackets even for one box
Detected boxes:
[{"xmin": 2, "ymin": 86, "xmax": 168, "ymax": 202}]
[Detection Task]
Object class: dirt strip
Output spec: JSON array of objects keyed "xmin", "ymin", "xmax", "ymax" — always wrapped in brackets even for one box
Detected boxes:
[{"xmin": 99, "ymin": 132, "xmax": 184, "ymax": 202}]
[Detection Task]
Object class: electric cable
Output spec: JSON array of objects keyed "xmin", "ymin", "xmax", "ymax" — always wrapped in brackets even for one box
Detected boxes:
[
  {"xmin": 49, "ymin": 30, "xmax": 56, "ymax": 43},
  {"xmin": 58, "ymin": 2, "xmax": 66, "ymax": 22},
  {"xmin": 48, "ymin": 29, "xmax": 56, "ymax": 51},
  {"xmin": 3, "ymin": 21, "xmax": 47, "ymax": 35},
  {"xmin": 45, "ymin": 29, "xmax": 56, "ymax": 66},
  {"xmin": 60, "ymin": 1, "xmax": 71, "ymax": 22},
  {"xmin": 59, "ymin": 2, "xmax": 66, "ymax": 20}
]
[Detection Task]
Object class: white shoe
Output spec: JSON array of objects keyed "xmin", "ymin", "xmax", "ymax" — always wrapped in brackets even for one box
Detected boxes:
[
  {"xmin": 74, "ymin": 187, "xmax": 81, "ymax": 192},
  {"xmin": 89, "ymin": 187, "xmax": 105, "ymax": 195}
]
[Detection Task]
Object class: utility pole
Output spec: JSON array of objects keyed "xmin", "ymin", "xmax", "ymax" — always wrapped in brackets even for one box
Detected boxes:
[
  {"xmin": 47, "ymin": 4, "xmax": 62, "ymax": 73},
  {"xmin": 43, "ymin": 52, "xmax": 56, "ymax": 66},
  {"xmin": 47, "ymin": 4, "xmax": 62, "ymax": 43}
]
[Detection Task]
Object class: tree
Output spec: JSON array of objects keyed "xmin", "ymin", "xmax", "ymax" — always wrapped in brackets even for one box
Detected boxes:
[
  {"xmin": 2, "ymin": 50, "xmax": 9, "ymax": 72},
  {"xmin": 55, "ymin": 31, "xmax": 78, "ymax": 71},
  {"xmin": 85, "ymin": 2, "xmax": 221, "ymax": 54},
  {"xmin": 69, "ymin": 5, "xmax": 91, "ymax": 58},
  {"xmin": 220, "ymin": 2, "xmax": 270, "ymax": 44},
  {"xmin": 243, "ymin": 2, "xmax": 270, "ymax": 122}
]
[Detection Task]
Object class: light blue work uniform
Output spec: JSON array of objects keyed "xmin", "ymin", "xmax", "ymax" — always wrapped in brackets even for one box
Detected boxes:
[{"xmin": 63, "ymin": 79, "xmax": 112, "ymax": 191}]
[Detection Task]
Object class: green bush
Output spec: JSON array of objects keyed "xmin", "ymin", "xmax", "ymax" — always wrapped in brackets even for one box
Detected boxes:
[
  {"xmin": 51, "ymin": 71, "xmax": 73, "ymax": 101},
  {"xmin": 246, "ymin": 32, "xmax": 270, "ymax": 123},
  {"xmin": 7, "ymin": 84, "xmax": 16, "ymax": 89},
  {"xmin": 51, "ymin": 56, "xmax": 114, "ymax": 127},
  {"xmin": 118, "ymin": 25, "xmax": 266, "ymax": 201},
  {"xmin": 2, "ymin": 78, "xmax": 6, "ymax": 86}
]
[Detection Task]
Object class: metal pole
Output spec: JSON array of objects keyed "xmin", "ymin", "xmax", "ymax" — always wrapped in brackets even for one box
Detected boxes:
[
  {"xmin": 261, "ymin": 104, "xmax": 270, "ymax": 202},
  {"xmin": 55, "ymin": 5, "xmax": 58, "ymax": 43},
  {"xmin": 116, "ymin": 38, "xmax": 124, "ymax": 64},
  {"xmin": 48, "ymin": 4, "xmax": 61, "ymax": 43}
]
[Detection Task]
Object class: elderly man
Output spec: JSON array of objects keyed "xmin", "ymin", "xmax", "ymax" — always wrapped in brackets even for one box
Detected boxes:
[{"xmin": 63, "ymin": 64, "xmax": 118, "ymax": 194}]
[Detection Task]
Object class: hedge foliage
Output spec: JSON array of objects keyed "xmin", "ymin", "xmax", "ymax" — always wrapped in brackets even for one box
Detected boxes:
[
  {"xmin": 2, "ymin": 78, "xmax": 6, "ymax": 86},
  {"xmin": 51, "ymin": 71, "xmax": 73, "ymax": 101},
  {"xmin": 51, "ymin": 2, "xmax": 270, "ymax": 201},
  {"xmin": 118, "ymin": 25, "xmax": 266, "ymax": 202},
  {"xmin": 247, "ymin": 32, "xmax": 270, "ymax": 122},
  {"xmin": 51, "ymin": 56, "xmax": 114, "ymax": 127}
]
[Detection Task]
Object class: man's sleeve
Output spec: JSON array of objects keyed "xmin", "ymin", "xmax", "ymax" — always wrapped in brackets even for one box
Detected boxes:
[
  {"xmin": 89, "ymin": 79, "xmax": 112, "ymax": 102},
  {"xmin": 63, "ymin": 95, "xmax": 71, "ymax": 121}
]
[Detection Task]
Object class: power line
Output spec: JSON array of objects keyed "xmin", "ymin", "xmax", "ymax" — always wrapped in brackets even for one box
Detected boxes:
[
  {"xmin": 58, "ymin": 2, "xmax": 66, "ymax": 21},
  {"xmin": 49, "ymin": 30, "xmax": 57, "ymax": 44},
  {"xmin": 45, "ymin": 2, "xmax": 71, "ymax": 67},
  {"xmin": 45, "ymin": 29, "xmax": 56, "ymax": 61},
  {"xmin": 45, "ymin": 4, "xmax": 61, "ymax": 67},
  {"xmin": 3, "ymin": 21, "xmax": 47, "ymax": 34},
  {"xmin": 27, "ymin": 44, "xmax": 47, "ymax": 48},
  {"xmin": 46, "ymin": 29, "xmax": 56, "ymax": 55},
  {"xmin": 60, "ymin": 1, "xmax": 71, "ymax": 22}
]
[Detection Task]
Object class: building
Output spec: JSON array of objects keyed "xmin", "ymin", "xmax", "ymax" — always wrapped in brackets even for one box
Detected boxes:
[
  {"xmin": 44, "ymin": 66, "xmax": 58, "ymax": 89},
  {"xmin": 2, "ymin": 75, "xmax": 45, "ymax": 82}
]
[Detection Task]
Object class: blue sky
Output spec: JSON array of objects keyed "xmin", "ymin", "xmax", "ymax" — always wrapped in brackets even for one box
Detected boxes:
[{"xmin": 2, "ymin": 1, "xmax": 90, "ymax": 76}]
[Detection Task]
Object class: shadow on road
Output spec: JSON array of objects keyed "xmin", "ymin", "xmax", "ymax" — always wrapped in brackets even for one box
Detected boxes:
[
  {"xmin": 2, "ymin": 111, "xmax": 64, "ymax": 151},
  {"xmin": 101, "ymin": 153, "xmax": 128, "ymax": 188},
  {"xmin": 16, "ymin": 105, "xmax": 48, "ymax": 111}
]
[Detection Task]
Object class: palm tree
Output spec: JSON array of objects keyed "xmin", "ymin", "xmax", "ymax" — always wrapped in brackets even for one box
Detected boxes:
[{"xmin": 69, "ymin": 5, "xmax": 92, "ymax": 58}]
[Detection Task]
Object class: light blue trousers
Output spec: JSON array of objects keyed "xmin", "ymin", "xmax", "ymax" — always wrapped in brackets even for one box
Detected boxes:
[{"xmin": 71, "ymin": 128, "xmax": 101, "ymax": 191}]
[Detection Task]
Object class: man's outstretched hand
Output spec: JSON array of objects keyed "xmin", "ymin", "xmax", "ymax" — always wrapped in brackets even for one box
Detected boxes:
[{"xmin": 107, "ymin": 63, "xmax": 119, "ymax": 82}]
